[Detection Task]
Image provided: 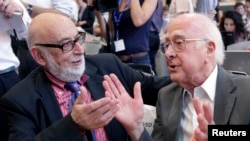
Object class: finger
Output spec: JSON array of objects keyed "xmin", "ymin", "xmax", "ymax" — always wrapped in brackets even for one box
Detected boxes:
[
  {"xmin": 197, "ymin": 113, "xmax": 208, "ymax": 133},
  {"xmin": 133, "ymin": 82, "xmax": 143, "ymax": 104},
  {"xmin": 91, "ymin": 99, "xmax": 118, "ymax": 115},
  {"xmin": 105, "ymin": 91, "xmax": 115, "ymax": 100},
  {"xmin": 74, "ymin": 86, "xmax": 88, "ymax": 104},
  {"xmin": 203, "ymin": 101, "xmax": 214, "ymax": 124},
  {"xmin": 87, "ymin": 99, "xmax": 118, "ymax": 126},
  {"xmin": 97, "ymin": 101, "xmax": 119, "ymax": 126},
  {"xmin": 109, "ymin": 73, "xmax": 127, "ymax": 95},
  {"xmin": 103, "ymin": 75, "xmax": 120, "ymax": 98},
  {"xmin": 193, "ymin": 97, "xmax": 203, "ymax": 115},
  {"xmin": 84, "ymin": 97, "xmax": 111, "ymax": 113},
  {"xmin": 102, "ymin": 80, "xmax": 115, "ymax": 99},
  {"xmin": 193, "ymin": 127, "xmax": 208, "ymax": 141}
]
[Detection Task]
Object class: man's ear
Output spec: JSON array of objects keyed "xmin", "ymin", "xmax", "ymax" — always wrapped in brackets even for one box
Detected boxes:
[
  {"xmin": 207, "ymin": 41, "xmax": 216, "ymax": 55},
  {"xmin": 30, "ymin": 47, "xmax": 46, "ymax": 66}
]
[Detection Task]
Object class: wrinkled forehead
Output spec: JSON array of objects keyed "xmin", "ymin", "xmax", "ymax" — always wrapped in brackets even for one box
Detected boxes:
[
  {"xmin": 166, "ymin": 18, "xmax": 202, "ymax": 40},
  {"xmin": 165, "ymin": 29, "xmax": 186, "ymax": 40}
]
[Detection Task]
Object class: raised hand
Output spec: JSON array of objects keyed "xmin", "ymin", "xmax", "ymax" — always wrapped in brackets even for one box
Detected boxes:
[
  {"xmin": 189, "ymin": 97, "xmax": 215, "ymax": 141},
  {"xmin": 103, "ymin": 73, "xmax": 144, "ymax": 141},
  {"xmin": 71, "ymin": 86, "xmax": 119, "ymax": 130}
]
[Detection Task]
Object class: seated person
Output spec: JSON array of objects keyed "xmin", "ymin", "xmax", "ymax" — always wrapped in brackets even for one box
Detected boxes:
[
  {"xmin": 0, "ymin": 13, "xmax": 171, "ymax": 141},
  {"xmin": 219, "ymin": 10, "xmax": 247, "ymax": 48},
  {"xmin": 153, "ymin": 12, "xmax": 250, "ymax": 141}
]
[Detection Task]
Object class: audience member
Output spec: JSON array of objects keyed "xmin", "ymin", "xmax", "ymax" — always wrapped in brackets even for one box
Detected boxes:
[
  {"xmin": 220, "ymin": 10, "xmax": 247, "ymax": 44},
  {"xmin": 244, "ymin": 0, "xmax": 250, "ymax": 39},
  {"xmin": 234, "ymin": 1, "xmax": 246, "ymax": 17},
  {"xmin": 214, "ymin": 1, "xmax": 223, "ymax": 26},
  {"xmin": 168, "ymin": 0, "xmax": 196, "ymax": 20},
  {"xmin": 195, "ymin": 0, "xmax": 217, "ymax": 21},
  {"xmin": 149, "ymin": 0, "xmax": 163, "ymax": 75},
  {"xmin": 76, "ymin": 0, "xmax": 95, "ymax": 34},
  {"xmin": 161, "ymin": 5, "xmax": 170, "ymax": 34},
  {"xmin": 16, "ymin": 0, "xmax": 74, "ymax": 80},
  {"xmin": 21, "ymin": 0, "xmax": 73, "ymax": 18},
  {"xmin": 0, "ymin": 0, "xmax": 30, "ymax": 140},
  {"xmin": 151, "ymin": 13, "xmax": 250, "ymax": 141},
  {"xmin": 96, "ymin": 0, "xmax": 158, "ymax": 66},
  {"xmin": 0, "ymin": 13, "xmax": 171, "ymax": 141}
]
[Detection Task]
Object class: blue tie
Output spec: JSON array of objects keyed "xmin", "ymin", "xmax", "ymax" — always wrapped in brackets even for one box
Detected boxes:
[
  {"xmin": 65, "ymin": 82, "xmax": 97, "ymax": 141},
  {"xmin": 65, "ymin": 82, "xmax": 80, "ymax": 111}
]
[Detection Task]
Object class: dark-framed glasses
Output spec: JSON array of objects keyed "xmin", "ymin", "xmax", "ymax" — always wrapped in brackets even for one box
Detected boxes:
[
  {"xmin": 160, "ymin": 38, "xmax": 208, "ymax": 53},
  {"xmin": 35, "ymin": 32, "xmax": 86, "ymax": 53}
]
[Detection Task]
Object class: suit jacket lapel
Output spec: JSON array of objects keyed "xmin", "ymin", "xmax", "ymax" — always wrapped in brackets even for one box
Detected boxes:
[
  {"xmin": 35, "ymin": 68, "xmax": 63, "ymax": 124},
  {"xmin": 85, "ymin": 62, "xmax": 105, "ymax": 100},
  {"xmin": 85, "ymin": 62, "xmax": 115, "ymax": 139},
  {"xmin": 214, "ymin": 66, "xmax": 237, "ymax": 124},
  {"xmin": 164, "ymin": 84, "xmax": 184, "ymax": 140},
  {"xmin": 84, "ymin": 61, "xmax": 127, "ymax": 140},
  {"xmin": 170, "ymin": 89, "xmax": 184, "ymax": 140}
]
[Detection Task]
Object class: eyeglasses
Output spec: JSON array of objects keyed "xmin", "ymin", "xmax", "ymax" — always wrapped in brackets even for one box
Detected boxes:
[
  {"xmin": 160, "ymin": 38, "xmax": 208, "ymax": 53},
  {"xmin": 35, "ymin": 32, "xmax": 86, "ymax": 53}
]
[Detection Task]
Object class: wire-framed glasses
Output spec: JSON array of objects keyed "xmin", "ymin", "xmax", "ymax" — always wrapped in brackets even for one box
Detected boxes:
[
  {"xmin": 160, "ymin": 38, "xmax": 208, "ymax": 53},
  {"xmin": 35, "ymin": 32, "xmax": 86, "ymax": 53}
]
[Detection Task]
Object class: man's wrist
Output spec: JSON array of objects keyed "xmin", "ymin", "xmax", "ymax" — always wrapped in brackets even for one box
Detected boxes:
[{"xmin": 26, "ymin": 4, "xmax": 33, "ymax": 15}]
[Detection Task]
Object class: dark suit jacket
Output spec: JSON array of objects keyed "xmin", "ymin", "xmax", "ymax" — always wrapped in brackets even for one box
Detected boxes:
[
  {"xmin": 0, "ymin": 53, "xmax": 171, "ymax": 141},
  {"xmin": 152, "ymin": 66, "xmax": 250, "ymax": 141}
]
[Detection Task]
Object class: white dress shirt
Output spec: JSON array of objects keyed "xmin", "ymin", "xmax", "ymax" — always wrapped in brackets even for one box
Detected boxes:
[
  {"xmin": 178, "ymin": 65, "xmax": 218, "ymax": 141},
  {"xmin": 0, "ymin": 0, "xmax": 31, "ymax": 71}
]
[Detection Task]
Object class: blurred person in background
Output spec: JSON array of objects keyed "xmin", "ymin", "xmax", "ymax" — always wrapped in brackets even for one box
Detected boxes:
[
  {"xmin": 95, "ymin": 0, "xmax": 158, "ymax": 66},
  {"xmin": 195, "ymin": 0, "xmax": 218, "ymax": 22},
  {"xmin": 148, "ymin": 0, "xmax": 163, "ymax": 75},
  {"xmin": 168, "ymin": 0, "xmax": 196, "ymax": 20},
  {"xmin": 0, "ymin": 0, "xmax": 31, "ymax": 140},
  {"xmin": 243, "ymin": 0, "xmax": 250, "ymax": 39},
  {"xmin": 234, "ymin": 1, "xmax": 246, "ymax": 17},
  {"xmin": 76, "ymin": 0, "xmax": 95, "ymax": 35},
  {"xmin": 220, "ymin": 10, "xmax": 248, "ymax": 44}
]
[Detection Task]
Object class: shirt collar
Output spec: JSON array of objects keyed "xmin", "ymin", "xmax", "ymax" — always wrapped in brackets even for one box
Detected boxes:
[
  {"xmin": 184, "ymin": 65, "xmax": 218, "ymax": 102},
  {"xmin": 195, "ymin": 65, "xmax": 218, "ymax": 102},
  {"xmin": 45, "ymin": 70, "xmax": 89, "ymax": 89}
]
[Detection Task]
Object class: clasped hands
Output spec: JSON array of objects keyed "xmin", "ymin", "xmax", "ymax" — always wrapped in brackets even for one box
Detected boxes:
[{"xmin": 71, "ymin": 73, "xmax": 144, "ymax": 140}]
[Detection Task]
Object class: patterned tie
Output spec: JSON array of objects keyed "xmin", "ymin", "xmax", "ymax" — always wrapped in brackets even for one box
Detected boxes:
[
  {"xmin": 65, "ymin": 82, "xmax": 101, "ymax": 141},
  {"xmin": 65, "ymin": 82, "xmax": 80, "ymax": 111}
]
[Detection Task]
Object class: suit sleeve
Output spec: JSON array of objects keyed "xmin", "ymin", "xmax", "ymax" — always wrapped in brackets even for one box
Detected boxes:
[{"xmin": 0, "ymin": 95, "xmax": 84, "ymax": 141}]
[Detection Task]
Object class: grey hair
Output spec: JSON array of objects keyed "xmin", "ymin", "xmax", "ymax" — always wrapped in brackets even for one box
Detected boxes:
[{"xmin": 182, "ymin": 13, "xmax": 225, "ymax": 65}]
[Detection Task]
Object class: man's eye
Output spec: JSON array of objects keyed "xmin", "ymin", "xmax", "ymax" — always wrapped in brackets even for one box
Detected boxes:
[
  {"xmin": 63, "ymin": 41, "xmax": 72, "ymax": 47},
  {"xmin": 165, "ymin": 42, "xmax": 170, "ymax": 47},
  {"xmin": 175, "ymin": 40, "xmax": 184, "ymax": 45}
]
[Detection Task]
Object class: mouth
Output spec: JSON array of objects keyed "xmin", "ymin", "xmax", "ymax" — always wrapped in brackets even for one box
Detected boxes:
[
  {"xmin": 72, "ymin": 59, "xmax": 82, "ymax": 65},
  {"xmin": 167, "ymin": 62, "xmax": 179, "ymax": 72},
  {"xmin": 168, "ymin": 65, "xmax": 177, "ymax": 71}
]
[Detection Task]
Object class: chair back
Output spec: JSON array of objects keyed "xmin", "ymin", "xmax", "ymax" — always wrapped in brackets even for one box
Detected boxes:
[{"xmin": 222, "ymin": 51, "xmax": 250, "ymax": 75}]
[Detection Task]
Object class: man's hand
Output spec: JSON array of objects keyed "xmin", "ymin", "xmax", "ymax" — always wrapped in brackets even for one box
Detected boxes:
[
  {"xmin": 0, "ymin": 0, "xmax": 23, "ymax": 17},
  {"xmin": 103, "ymin": 73, "xmax": 144, "ymax": 141},
  {"xmin": 71, "ymin": 86, "xmax": 119, "ymax": 130},
  {"xmin": 189, "ymin": 97, "xmax": 215, "ymax": 141}
]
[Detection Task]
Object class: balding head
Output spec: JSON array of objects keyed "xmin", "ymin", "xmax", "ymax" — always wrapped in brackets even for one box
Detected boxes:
[
  {"xmin": 167, "ymin": 13, "xmax": 225, "ymax": 65},
  {"xmin": 27, "ymin": 13, "xmax": 77, "ymax": 49}
]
